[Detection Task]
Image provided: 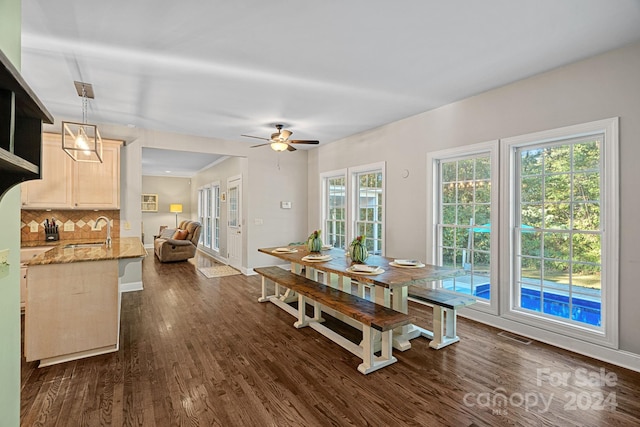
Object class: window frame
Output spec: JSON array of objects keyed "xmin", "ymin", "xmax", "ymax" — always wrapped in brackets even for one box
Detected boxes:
[
  {"xmin": 320, "ymin": 162, "xmax": 386, "ymax": 254},
  {"xmin": 320, "ymin": 169, "xmax": 347, "ymax": 249},
  {"xmin": 350, "ymin": 162, "xmax": 386, "ymax": 256},
  {"xmin": 500, "ymin": 118, "xmax": 619, "ymax": 348},
  {"xmin": 212, "ymin": 182, "xmax": 220, "ymax": 251},
  {"xmin": 427, "ymin": 140, "xmax": 500, "ymax": 315}
]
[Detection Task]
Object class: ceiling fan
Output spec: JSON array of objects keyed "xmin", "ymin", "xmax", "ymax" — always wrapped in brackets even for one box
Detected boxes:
[{"xmin": 241, "ymin": 124, "xmax": 319, "ymax": 152}]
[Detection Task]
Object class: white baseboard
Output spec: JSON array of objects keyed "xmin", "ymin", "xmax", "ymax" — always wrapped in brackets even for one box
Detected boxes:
[
  {"xmin": 120, "ymin": 281, "xmax": 143, "ymax": 293},
  {"xmin": 459, "ymin": 309, "xmax": 640, "ymax": 373}
]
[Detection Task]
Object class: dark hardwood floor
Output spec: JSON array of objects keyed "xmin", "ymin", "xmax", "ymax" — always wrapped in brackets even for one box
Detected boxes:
[{"xmin": 20, "ymin": 252, "xmax": 640, "ymax": 426}]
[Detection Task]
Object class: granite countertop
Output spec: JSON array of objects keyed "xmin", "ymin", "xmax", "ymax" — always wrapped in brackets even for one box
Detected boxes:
[{"xmin": 24, "ymin": 237, "xmax": 147, "ymax": 266}]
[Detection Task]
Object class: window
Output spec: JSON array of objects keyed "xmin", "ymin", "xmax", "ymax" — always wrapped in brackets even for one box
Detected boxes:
[
  {"xmin": 428, "ymin": 141, "xmax": 499, "ymax": 314},
  {"xmin": 213, "ymin": 184, "xmax": 220, "ymax": 251},
  {"xmin": 321, "ymin": 162, "xmax": 385, "ymax": 253},
  {"xmin": 353, "ymin": 169, "xmax": 384, "ymax": 255},
  {"xmin": 203, "ymin": 186, "xmax": 212, "ymax": 248},
  {"xmin": 324, "ymin": 175, "xmax": 346, "ymax": 248},
  {"xmin": 197, "ymin": 188, "xmax": 205, "ymax": 245},
  {"xmin": 503, "ymin": 118, "xmax": 618, "ymax": 347}
]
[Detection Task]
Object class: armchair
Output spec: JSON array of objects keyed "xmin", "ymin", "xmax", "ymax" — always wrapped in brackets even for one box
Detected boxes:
[{"xmin": 154, "ymin": 220, "xmax": 202, "ymax": 262}]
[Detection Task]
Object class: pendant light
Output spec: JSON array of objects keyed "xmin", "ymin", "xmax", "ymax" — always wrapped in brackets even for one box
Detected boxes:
[{"xmin": 62, "ymin": 81, "xmax": 103, "ymax": 162}]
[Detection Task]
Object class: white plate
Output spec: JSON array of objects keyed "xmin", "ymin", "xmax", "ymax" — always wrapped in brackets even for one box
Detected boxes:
[
  {"xmin": 394, "ymin": 259, "xmax": 421, "ymax": 266},
  {"xmin": 273, "ymin": 247, "xmax": 298, "ymax": 253},
  {"xmin": 347, "ymin": 266, "xmax": 384, "ymax": 275},
  {"xmin": 302, "ymin": 255, "xmax": 332, "ymax": 262},
  {"xmin": 389, "ymin": 261, "xmax": 426, "ymax": 269}
]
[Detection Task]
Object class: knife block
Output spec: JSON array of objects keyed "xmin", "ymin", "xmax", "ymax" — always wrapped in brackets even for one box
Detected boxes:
[{"xmin": 45, "ymin": 232, "xmax": 59, "ymax": 241}]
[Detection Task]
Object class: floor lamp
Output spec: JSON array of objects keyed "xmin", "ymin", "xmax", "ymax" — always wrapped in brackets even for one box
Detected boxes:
[{"xmin": 170, "ymin": 204, "xmax": 183, "ymax": 227}]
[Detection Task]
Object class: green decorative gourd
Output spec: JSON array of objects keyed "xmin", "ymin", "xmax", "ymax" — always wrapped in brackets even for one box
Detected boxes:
[
  {"xmin": 350, "ymin": 235, "xmax": 369, "ymax": 263},
  {"xmin": 307, "ymin": 230, "xmax": 323, "ymax": 253}
]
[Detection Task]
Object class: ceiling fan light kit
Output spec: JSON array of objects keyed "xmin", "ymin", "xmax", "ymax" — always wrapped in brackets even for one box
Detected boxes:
[
  {"xmin": 242, "ymin": 124, "xmax": 320, "ymax": 152},
  {"xmin": 270, "ymin": 141, "xmax": 289, "ymax": 152}
]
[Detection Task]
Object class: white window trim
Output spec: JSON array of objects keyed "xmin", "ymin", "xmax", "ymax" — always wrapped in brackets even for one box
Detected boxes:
[
  {"xmin": 202, "ymin": 184, "xmax": 212, "ymax": 249},
  {"xmin": 320, "ymin": 168, "xmax": 347, "ymax": 248},
  {"xmin": 320, "ymin": 162, "xmax": 386, "ymax": 254},
  {"xmin": 500, "ymin": 117, "xmax": 619, "ymax": 348},
  {"xmin": 349, "ymin": 162, "xmax": 386, "ymax": 255},
  {"xmin": 211, "ymin": 181, "xmax": 220, "ymax": 252},
  {"xmin": 427, "ymin": 140, "xmax": 500, "ymax": 315}
]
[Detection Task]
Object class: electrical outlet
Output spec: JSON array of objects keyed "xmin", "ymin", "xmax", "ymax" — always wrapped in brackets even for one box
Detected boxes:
[
  {"xmin": 124, "ymin": 221, "xmax": 131, "ymax": 230},
  {"xmin": 64, "ymin": 221, "xmax": 75, "ymax": 232},
  {"xmin": 30, "ymin": 223, "xmax": 39, "ymax": 233},
  {"xmin": 0, "ymin": 248, "xmax": 8, "ymax": 264}
]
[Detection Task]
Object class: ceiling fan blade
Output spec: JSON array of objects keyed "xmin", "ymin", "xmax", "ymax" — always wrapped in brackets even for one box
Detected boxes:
[
  {"xmin": 280, "ymin": 129, "xmax": 292, "ymax": 140},
  {"xmin": 250, "ymin": 143, "xmax": 271, "ymax": 148},
  {"xmin": 241, "ymin": 134, "xmax": 271, "ymax": 141},
  {"xmin": 287, "ymin": 144, "xmax": 297, "ymax": 152},
  {"xmin": 289, "ymin": 140, "xmax": 320, "ymax": 144}
]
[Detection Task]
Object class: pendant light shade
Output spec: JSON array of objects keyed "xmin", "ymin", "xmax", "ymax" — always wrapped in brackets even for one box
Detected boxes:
[{"xmin": 62, "ymin": 81, "xmax": 103, "ymax": 163}]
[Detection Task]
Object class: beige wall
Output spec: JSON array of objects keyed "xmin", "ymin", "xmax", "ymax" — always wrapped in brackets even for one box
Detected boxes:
[
  {"xmin": 309, "ymin": 41, "xmax": 640, "ymax": 361},
  {"xmin": 142, "ymin": 176, "xmax": 192, "ymax": 246}
]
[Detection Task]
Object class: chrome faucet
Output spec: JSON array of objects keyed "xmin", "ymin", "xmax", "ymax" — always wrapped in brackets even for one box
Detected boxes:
[{"xmin": 95, "ymin": 216, "xmax": 112, "ymax": 248}]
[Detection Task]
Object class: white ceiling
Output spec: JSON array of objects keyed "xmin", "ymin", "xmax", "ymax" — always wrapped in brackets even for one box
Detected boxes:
[{"xmin": 19, "ymin": 1, "xmax": 640, "ymax": 175}]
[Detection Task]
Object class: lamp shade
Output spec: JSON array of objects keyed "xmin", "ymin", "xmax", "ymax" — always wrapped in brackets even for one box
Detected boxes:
[{"xmin": 169, "ymin": 204, "xmax": 183, "ymax": 213}]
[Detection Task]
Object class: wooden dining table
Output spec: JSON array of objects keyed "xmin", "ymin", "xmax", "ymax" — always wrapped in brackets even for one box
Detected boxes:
[{"xmin": 258, "ymin": 245, "xmax": 464, "ymax": 351}]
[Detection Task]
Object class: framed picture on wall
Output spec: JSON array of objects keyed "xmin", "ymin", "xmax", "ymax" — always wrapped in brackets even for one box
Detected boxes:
[{"xmin": 141, "ymin": 194, "xmax": 158, "ymax": 212}]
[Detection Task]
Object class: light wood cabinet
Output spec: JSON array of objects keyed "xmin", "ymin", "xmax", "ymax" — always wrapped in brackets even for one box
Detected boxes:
[
  {"xmin": 21, "ymin": 133, "xmax": 121, "ymax": 209},
  {"xmin": 25, "ymin": 260, "xmax": 119, "ymax": 366},
  {"xmin": 20, "ymin": 134, "xmax": 73, "ymax": 209},
  {"xmin": 73, "ymin": 142, "xmax": 120, "ymax": 209}
]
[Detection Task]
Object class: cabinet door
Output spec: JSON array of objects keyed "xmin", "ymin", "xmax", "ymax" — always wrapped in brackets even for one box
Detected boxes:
[
  {"xmin": 73, "ymin": 141, "xmax": 120, "ymax": 209},
  {"xmin": 21, "ymin": 134, "xmax": 74, "ymax": 209}
]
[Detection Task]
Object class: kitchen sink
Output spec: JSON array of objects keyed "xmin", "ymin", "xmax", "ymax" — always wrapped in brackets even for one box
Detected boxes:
[{"xmin": 64, "ymin": 243, "xmax": 105, "ymax": 249}]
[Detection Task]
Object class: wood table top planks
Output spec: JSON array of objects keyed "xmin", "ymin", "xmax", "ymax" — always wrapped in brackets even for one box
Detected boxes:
[{"xmin": 258, "ymin": 246, "xmax": 463, "ymax": 289}]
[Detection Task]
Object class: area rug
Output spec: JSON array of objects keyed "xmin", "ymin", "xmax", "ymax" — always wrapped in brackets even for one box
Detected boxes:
[{"xmin": 198, "ymin": 265, "xmax": 241, "ymax": 278}]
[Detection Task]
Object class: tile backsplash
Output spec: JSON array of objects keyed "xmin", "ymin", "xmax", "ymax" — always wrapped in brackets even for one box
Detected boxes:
[{"xmin": 21, "ymin": 210, "xmax": 120, "ymax": 243}]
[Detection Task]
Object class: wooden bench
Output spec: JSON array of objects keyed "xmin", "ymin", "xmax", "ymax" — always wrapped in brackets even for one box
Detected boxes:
[
  {"xmin": 255, "ymin": 266, "xmax": 412, "ymax": 374},
  {"xmin": 407, "ymin": 286, "xmax": 477, "ymax": 349}
]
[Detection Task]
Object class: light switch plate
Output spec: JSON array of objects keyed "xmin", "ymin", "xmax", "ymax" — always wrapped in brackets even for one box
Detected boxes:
[
  {"xmin": 281, "ymin": 201, "xmax": 292, "ymax": 209},
  {"xmin": 64, "ymin": 221, "xmax": 75, "ymax": 232}
]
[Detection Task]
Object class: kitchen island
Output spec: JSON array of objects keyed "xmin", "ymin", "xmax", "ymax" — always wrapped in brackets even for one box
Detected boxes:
[{"xmin": 24, "ymin": 237, "xmax": 146, "ymax": 367}]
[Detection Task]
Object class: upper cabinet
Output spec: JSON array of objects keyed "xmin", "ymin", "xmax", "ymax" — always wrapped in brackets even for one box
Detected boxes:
[
  {"xmin": 0, "ymin": 49, "xmax": 54, "ymax": 199},
  {"xmin": 21, "ymin": 133, "xmax": 122, "ymax": 209}
]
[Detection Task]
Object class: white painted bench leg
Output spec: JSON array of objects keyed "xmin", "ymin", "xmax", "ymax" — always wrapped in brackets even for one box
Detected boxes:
[
  {"xmin": 358, "ymin": 325, "xmax": 374, "ymax": 374},
  {"xmin": 293, "ymin": 294, "xmax": 309, "ymax": 328},
  {"xmin": 258, "ymin": 276, "xmax": 276, "ymax": 302},
  {"xmin": 445, "ymin": 308, "xmax": 456, "ymax": 339},
  {"xmin": 358, "ymin": 326, "xmax": 397, "ymax": 375},
  {"xmin": 429, "ymin": 306, "xmax": 460, "ymax": 349}
]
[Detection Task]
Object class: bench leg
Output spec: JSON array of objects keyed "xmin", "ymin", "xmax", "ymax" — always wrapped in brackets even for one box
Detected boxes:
[
  {"xmin": 429, "ymin": 306, "xmax": 460, "ymax": 349},
  {"xmin": 293, "ymin": 294, "xmax": 310, "ymax": 329},
  {"xmin": 358, "ymin": 326, "xmax": 397, "ymax": 375},
  {"xmin": 258, "ymin": 276, "xmax": 275, "ymax": 303}
]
